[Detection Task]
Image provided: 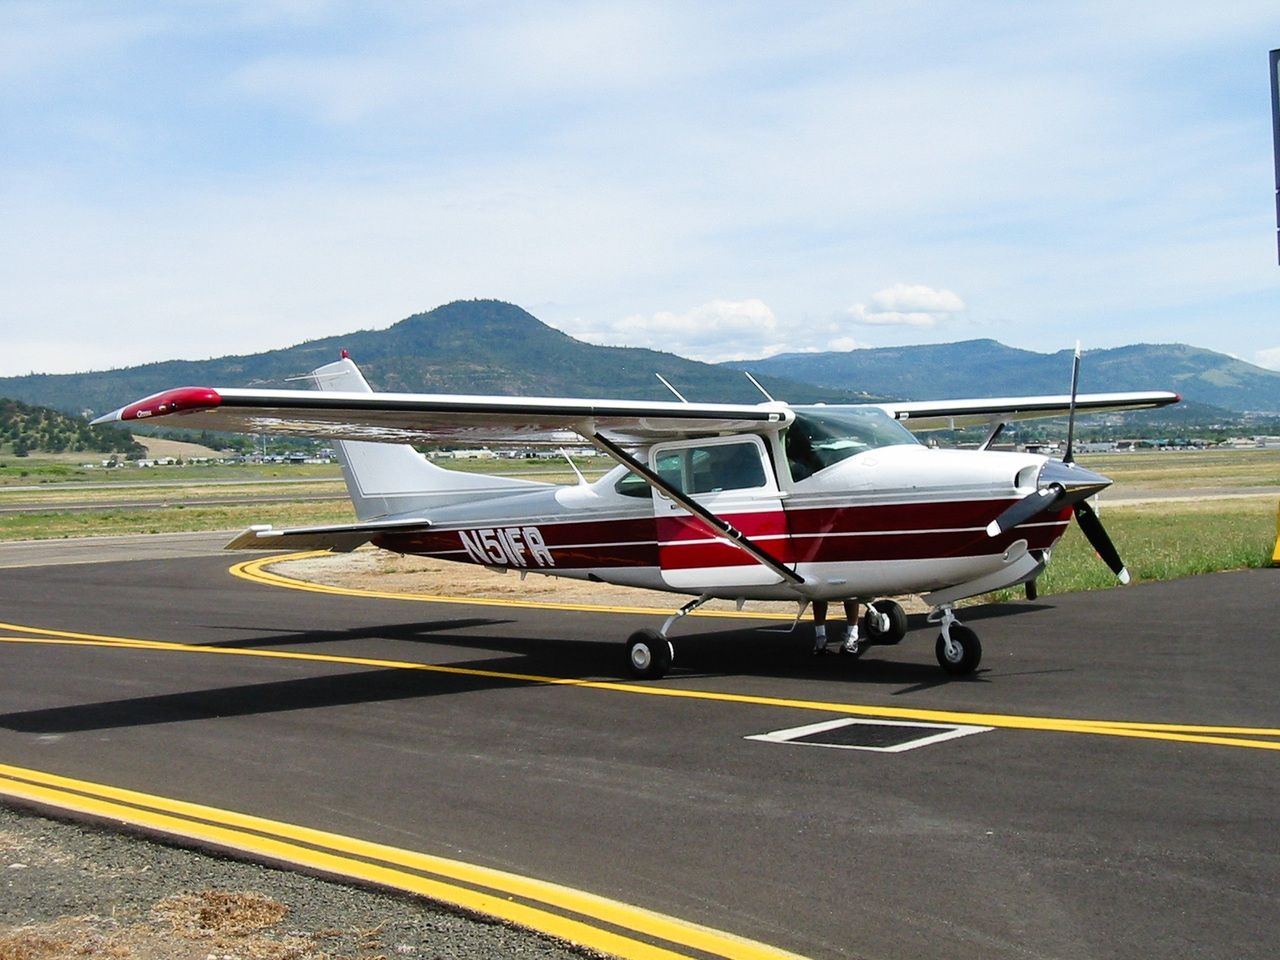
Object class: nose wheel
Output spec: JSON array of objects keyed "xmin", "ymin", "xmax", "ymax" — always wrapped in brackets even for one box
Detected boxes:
[{"xmin": 930, "ymin": 606, "xmax": 982, "ymax": 675}]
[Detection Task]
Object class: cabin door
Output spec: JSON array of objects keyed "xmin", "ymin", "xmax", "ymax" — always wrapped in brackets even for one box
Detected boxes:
[{"xmin": 649, "ymin": 435, "xmax": 792, "ymax": 590}]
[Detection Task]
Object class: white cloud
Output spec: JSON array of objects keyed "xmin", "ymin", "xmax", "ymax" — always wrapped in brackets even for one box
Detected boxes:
[
  {"xmin": 552, "ymin": 300, "xmax": 880, "ymax": 363},
  {"xmin": 2, "ymin": 4, "xmax": 1279, "ymax": 375},
  {"xmin": 871, "ymin": 284, "xmax": 965, "ymax": 314},
  {"xmin": 827, "ymin": 337, "xmax": 867, "ymax": 352},
  {"xmin": 560, "ymin": 299, "xmax": 781, "ymax": 362},
  {"xmin": 846, "ymin": 284, "xmax": 965, "ymax": 329},
  {"xmin": 1255, "ymin": 347, "xmax": 1280, "ymax": 372}
]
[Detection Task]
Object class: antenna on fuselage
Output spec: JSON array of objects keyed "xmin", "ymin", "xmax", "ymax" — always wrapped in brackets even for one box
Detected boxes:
[
  {"xmin": 655, "ymin": 374, "xmax": 688, "ymax": 403},
  {"xmin": 560, "ymin": 447, "xmax": 588, "ymax": 485},
  {"xmin": 743, "ymin": 370, "xmax": 776, "ymax": 402}
]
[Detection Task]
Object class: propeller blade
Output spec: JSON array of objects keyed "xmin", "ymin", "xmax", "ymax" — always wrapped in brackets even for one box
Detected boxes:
[
  {"xmin": 1073, "ymin": 499, "xmax": 1131, "ymax": 584},
  {"xmin": 986, "ymin": 483, "xmax": 1065, "ymax": 537},
  {"xmin": 1063, "ymin": 342, "xmax": 1082, "ymax": 464}
]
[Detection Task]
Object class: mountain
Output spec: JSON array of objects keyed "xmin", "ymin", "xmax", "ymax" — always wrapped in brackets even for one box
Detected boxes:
[
  {"xmin": 0, "ymin": 300, "xmax": 840, "ymax": 417},
  {"xmin": 0, "ymin": 397, "xmax": 142, "ymax": 457},
  {"xmin": 7, "ymin": 306, "xmax": 1275, "ymax": 419},
  {"xmin": 724, "ymin": 340, "xmax": 1280, "ymax": 414}
]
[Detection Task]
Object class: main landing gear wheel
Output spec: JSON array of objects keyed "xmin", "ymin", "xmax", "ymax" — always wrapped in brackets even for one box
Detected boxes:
[
  {"xmin": 935, "ymin": 624, "xmax": 982, "ymax": 676},
  {"xmin": 864, "ymin": 599, "xmax": 908, "ymax": 645},
  {"xmin": 625, "ymin": 628, "xmax": 673, "ymax": 680}
]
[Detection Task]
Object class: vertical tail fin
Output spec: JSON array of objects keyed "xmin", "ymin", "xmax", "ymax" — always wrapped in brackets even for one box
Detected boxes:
[{"xmin": 311, "ymin": 357, "xmax": 548, "ymax": 520}]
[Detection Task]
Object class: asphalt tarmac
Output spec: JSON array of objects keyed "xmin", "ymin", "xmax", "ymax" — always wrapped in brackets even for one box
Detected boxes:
[{"xmin": 0, "ymin": 541, "xmax": 1275, "ymax": 960}]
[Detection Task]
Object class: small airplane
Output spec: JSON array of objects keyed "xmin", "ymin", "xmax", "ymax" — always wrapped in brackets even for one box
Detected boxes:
[{"xmin": 93, "ymin": 350, "xmax": 1178, "ymax": 679}]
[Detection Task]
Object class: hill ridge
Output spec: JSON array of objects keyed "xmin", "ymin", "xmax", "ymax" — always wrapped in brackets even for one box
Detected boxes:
[
  {"xmin": 0, "ymin": 300, "xmax": 840, "ymax": 416},
  {"xmin": 725, "ymin": 339, "xmax": 1280, "ymax": 413}
]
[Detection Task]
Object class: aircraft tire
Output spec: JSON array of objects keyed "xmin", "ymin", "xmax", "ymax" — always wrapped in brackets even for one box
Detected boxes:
[
  {"xmin": 865, "ymin": 599, "xmax": 908, "ymax": 645},
  {"xmin": 625, "ymin": 629, "xmax": 673, "ymax": 680},
  {"xmin": 935, "ymin": 625, "xmax": 982, "ymax": 675}
]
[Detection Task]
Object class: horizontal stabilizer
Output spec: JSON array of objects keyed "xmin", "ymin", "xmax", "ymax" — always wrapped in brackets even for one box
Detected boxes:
[{"xmin": 225, "ymin": 517, "xmax": 432, "ymax": 553}]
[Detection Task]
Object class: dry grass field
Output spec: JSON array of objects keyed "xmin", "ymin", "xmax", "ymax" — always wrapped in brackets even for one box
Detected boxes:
[{"xmin": 1, "ymin": 449, "xmax": 1276, "ymax": 601}]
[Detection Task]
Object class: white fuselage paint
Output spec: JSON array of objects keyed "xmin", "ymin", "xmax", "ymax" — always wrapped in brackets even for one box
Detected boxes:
[{"xmin": 379, "ymin": 444, "xmax": 1066, "ymax": 605}]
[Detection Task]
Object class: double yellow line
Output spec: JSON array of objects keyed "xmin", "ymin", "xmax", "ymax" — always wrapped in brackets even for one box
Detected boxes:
[
  {"xmin": 2, "ymin": 555, "xmax": 1277, "ymax": 957},
  {"xmin": 0, "ymin": 761, "xmax": 803, "ymax": 960}
]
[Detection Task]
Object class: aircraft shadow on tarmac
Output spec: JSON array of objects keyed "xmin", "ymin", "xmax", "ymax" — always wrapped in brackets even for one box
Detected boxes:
[
  {"xmin": 0, "ymin": 604, "xmax": 1063, "ymax": 734},
  {"xmin": 202, "ymin": 617, "xmax": 520, "ymax": 649}
]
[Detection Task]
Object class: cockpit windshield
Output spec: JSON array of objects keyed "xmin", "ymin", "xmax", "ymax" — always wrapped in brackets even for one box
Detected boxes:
[{"xmin": 784, "ymin": 406, "xmax": 919, "ymax": 481}]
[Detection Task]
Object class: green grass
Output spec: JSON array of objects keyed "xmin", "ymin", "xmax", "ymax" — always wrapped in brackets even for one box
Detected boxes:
[
  {"xmin": 0, "ymin": 454, "xmax": 612, "ymax": 488},
  {"xmin": 1077, "ymin": 448, "xmax": 1280, "ymax": 491},
  {"xmin": 978, "ymin": 497, "xmax": 1278, "ymax": 603},
  {"xmin": 0, "ymin": 502, "xmax": 357, "ymax": 541},
  {"xmin": 4, "ymin": 449, "xmax": 1276, "ymax": 601},
  {"xmin": 0, "ymin": 457, "xmax": 345, "ymax": 487}
]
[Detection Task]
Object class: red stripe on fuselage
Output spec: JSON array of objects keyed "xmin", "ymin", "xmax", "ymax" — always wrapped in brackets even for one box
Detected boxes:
[{"xmin": 377, "ymin": 499, "xmax": 1070, "ymax": 571}]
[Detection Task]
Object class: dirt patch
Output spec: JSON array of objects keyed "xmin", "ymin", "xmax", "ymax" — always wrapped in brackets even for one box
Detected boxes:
[
  {"xmin": 272, "ymin": 549, "xmax": 928, "ymax": 615},
  {"xmin": 1, "ymin": 890, "xmax": 342, "ymax": 960}
]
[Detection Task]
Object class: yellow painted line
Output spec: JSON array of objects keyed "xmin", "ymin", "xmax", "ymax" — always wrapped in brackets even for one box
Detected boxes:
[
  {"xmin": 0, "ymin": 763, "xmax": 806, "ymax": 960},
  {"xmin": 222, "ymin": 559, "xmax": 1280, "ymax": 749},
  {"xmin": 230, "ymin": 553, "xmax": 795, "ymax": 620},
  {"xmin": 2, "ymin": 624, "xmax": 1278, "ymax": 750}
]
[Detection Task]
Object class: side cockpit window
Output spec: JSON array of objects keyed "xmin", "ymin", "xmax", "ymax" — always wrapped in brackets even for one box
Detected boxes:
[{"xmin": 786, "ymin": 406, "xmax": 919, "ymax": 481}]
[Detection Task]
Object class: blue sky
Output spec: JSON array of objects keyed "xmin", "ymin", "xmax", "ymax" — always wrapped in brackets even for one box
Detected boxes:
[{"xmin": 2, "ymin": 1, "xmax": 1278, "ymax": 378}]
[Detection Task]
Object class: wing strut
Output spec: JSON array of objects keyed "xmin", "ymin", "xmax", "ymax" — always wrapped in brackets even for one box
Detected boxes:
[{"xmin": 588, "ymin": 432, "xmax": 804, "ymax": 586}]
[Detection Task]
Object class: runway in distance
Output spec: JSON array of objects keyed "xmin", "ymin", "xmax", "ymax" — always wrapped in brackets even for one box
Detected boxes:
[{"xmin": 94, "ymin": 350, "xmax": 1178, "ymax": 679}]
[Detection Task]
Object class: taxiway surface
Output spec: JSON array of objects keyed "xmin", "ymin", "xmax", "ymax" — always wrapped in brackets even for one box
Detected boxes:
[{"xmin": 0, "ymin": 540, "xmax": 1275, "ymax": 959}]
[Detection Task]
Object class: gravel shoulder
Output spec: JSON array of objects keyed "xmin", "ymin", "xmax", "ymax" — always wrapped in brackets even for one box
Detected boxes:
[{"xmin": 0, "ymin": 803, "xmax": 596, "ymax": 960}]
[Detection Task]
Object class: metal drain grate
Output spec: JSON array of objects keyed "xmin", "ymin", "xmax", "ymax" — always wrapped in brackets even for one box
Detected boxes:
[{"xmin": 746, "ymin": 717, "xmax": 992, "ymax": 753}]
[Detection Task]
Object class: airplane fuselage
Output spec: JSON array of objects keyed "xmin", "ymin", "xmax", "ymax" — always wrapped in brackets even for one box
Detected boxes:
[{"xmin": 376, "ymin": 445, "xmax": 1069, "ymax": 603}]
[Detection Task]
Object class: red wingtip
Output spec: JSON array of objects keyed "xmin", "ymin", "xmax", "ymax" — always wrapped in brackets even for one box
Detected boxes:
[{"xmin": 120, "ymin": 387, "xmax": 222, "ymax": 421}]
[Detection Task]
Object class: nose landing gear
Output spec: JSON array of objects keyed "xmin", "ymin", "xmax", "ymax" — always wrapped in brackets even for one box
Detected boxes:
[{"xmin": 929, "ymin": 605, "xmax": 982, "ymax": 675}]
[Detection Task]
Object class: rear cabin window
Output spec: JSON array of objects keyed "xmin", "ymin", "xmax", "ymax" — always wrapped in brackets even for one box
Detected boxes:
[
  {"xmin": 652, "ymin": 441, "xmax": 767, "ymax": 495},
  {"xmin": 785, "ymin": 406, "xmax": 919, "ymax": 481},
  {"xmin": 615, "ymin": 471, "xmax": 651, "ymax": 498}
]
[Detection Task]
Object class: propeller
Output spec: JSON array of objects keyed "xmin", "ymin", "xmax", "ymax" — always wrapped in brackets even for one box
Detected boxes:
[
  {"xmin": 986, "ymin": 483, "xmax": 1065, "ymax": 538},
  {"xmin": 985, "ymin": 342, "xmax": 1131, "ymax": 585},
  {"xmin": 1073, "ymin": 499, "xmax": 1131, "ymax": 584},
  {"xmin": 1063, "ymin": 341, "xmax": 1081, "ymax": 464}
]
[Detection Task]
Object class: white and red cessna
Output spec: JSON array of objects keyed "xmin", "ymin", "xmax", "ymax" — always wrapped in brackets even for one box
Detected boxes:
[{"xmin": 94, "ymin": 353, "xmax": 1178, "ymax": 679}]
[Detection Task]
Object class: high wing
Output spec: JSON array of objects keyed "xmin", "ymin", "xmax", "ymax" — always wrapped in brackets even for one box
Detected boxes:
[
  {"xmin": 876, "ymin": 391, "xmax": 1181, "ymax": 432},
  {"xmin": 91, "ymin": 386, "xmax": 793, "ymax": 445},
  {"xmin": 91, "ymin": 383, "xmax": 1180, "ymax": 443}
]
